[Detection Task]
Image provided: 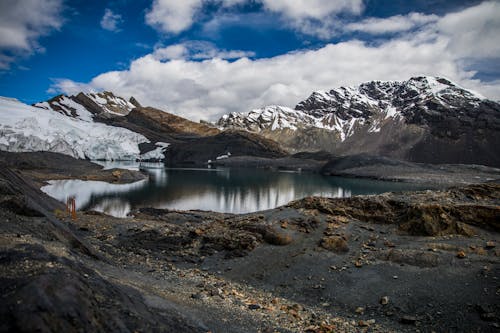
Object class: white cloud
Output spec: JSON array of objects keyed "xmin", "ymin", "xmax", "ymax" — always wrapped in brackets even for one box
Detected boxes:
[
  {"xmin": 145, "ymin": 0, "xmax": 364, "ymax": 34},
  {"xmin": 346, "ymin": 12, "xmax": 438, "ymax": 34},
  {"xmin": 100, "ymin": 9, "xmax": 123, "ymax": 32},
  {"xmin": 145, "ymin": 0, "xmax": 203, "ymax": 34},
  {"xmin": 153, "ymin": 41, "xmax": 255, "ymax": 60},
  {"xmin": 0, "ymin": 0, "xmax": 63, "ymax": 69},
  {"xmin": 47, "ymin": 79, "xmax": 95, "ymax": 96},
  {"xmin": 260, "ymin": 0, "xmax": 363, "ymax": 19},
  {"xmin": 437, "ymin": 1, "xmax": 500, "ymax": 59},
  {"xmin": 52, "ymin": 2, "xmax": 500, "ymax": 121}
]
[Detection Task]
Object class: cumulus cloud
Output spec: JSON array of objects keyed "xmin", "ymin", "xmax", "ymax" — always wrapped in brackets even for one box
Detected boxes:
[
  {"xmin": 436, "ymin": 1, "xmax": 500, "ymax": 59},
  {"xmin": 145, "ymin": 0, "xmax": 203, "ymax": 34},
  {"xmin": 52, "ymin": 1, "xmax": 500, "ymax": 121},
  {"xmin": 0, "ymin": 0, "xmax": 64, "ymax": 69},
  {"xmin": 101, "ymin": 9, "xmax": 123, "ymax": 32}
]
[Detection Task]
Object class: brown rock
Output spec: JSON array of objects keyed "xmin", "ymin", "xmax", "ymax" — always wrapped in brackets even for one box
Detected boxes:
[
  {"xmin": 457, "ymin": 250, "xmax": 466, "ymax": 258},
  {"xmin": 319, "ymin": 236, "xmax": 349, "ymax": 253},
  {"xmin": 485, "ymin": 241, "xmax": 496, "ymax": 249}
]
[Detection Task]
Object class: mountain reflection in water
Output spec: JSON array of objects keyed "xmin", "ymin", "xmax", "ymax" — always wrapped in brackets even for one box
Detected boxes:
[{"xmin": 41, "ymin": 162, "xmax": 427, "ymax": 217}]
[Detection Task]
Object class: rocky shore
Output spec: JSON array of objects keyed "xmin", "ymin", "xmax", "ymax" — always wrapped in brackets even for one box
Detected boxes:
[{"xmin": 0, "ymin": 152, "xmax": 499, "ymax": 332}]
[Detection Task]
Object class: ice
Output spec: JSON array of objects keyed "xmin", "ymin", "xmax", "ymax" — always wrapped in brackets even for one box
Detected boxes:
[{"xmin": 0, "ymin": 96, "xmax": 151, "ymax": 160}]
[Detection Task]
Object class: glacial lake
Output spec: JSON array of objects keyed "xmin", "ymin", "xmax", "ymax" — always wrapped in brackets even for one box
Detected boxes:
[{"xmin": 41, "ymin": 162, "xmax": 429, "ymax": 218}]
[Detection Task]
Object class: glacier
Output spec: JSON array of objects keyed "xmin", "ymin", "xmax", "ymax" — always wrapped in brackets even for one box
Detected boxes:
[{"xmin": 0, "ymin": 96, "xmax": 160, "ymax": 161}]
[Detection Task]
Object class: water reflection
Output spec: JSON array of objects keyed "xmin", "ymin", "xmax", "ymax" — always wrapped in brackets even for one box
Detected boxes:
[{"xmin": 41, "ymin": 166, "xmax": 427, "ymax": 217}]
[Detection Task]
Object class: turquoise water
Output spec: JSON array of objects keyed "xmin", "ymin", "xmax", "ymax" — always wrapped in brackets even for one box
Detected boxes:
[{"xmin": 42, "ymin": 164, "xmax": 428, "ymax": 217}]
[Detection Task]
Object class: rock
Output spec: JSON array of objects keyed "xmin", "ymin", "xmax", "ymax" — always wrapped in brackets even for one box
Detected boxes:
[
  {"xmin": 400, "ymin": 315, "xmax": 417, "ymax": 324},
  {"xmin": 355, "ymin": 307, "xmax": 365, "ymax": 314},
  {"xmin": 457, "ymin": 250, "xmax": 466, "ymax": 259},
  {"xmin": 190, "ymin": 293, "xmax": 203, "ymax": 300},
  {"xmin": 358, "ymin": 320, "xmax": 369, "ymax": 327},
  {"xmin": 380, "ymin": 296, "xmax": 389, "ymax": 305},
  {"xmin": 319, "ymin": 236, "xmax": 349, "ymax": 253},
  {"xmin": 485, "ymin": 241, "xmax": 496, "ymax": 249},
  {"xmin": 355, "ymin": 260, "xmax": 363, "ymax": 268},
  {"xmin": 248, "ymin": 304, "xmax": 261, "ymax": 310},
  {"xmin": 263, "ymin": 230, "xmax": 293, "ymax": 246},
  {"xmin": 480, "ymin": 312, "xmax": 496, "ymax": 321},
  {"xmin": 384, "ymin": 240, "xmax": 396, "ymax": 248},
  {"xmin": 111, "ymin": 170, "xmax": 122, "ymax": 179}
]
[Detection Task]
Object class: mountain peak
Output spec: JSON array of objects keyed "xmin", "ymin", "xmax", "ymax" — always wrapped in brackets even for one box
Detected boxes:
[{"xmin": 34, "ymin": 91, "xmax": 139, "ymax": 121}]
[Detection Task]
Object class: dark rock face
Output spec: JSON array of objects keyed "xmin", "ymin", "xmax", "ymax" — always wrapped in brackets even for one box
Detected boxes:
[
  {"xmin": 164, "ymin": 130, "xmax": 287, "ymax": 166},
  {"xmin": 218, "ymin": 76, "xmax": 500, "ymax": 167}
]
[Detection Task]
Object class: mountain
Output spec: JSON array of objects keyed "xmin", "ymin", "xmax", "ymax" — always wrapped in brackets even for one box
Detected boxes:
[
  {"xmin": 0, "ymin": 97, "xmax": 161, "ymax": 161},
  {"xmin": 217, "ymin": 76, "xmax": 500, "ymax": 166},
  {"xmin": 0, "ymin": 91, "xmax": 284, "ymax": 164}
]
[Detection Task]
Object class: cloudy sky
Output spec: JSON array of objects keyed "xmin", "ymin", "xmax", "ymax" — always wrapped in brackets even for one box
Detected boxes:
[{"xmin": 0, "ymin": 0, "xmax": 499, "ymax": 121}]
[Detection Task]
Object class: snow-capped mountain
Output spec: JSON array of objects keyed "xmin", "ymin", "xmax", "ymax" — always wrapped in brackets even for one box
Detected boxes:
[
  {"xmin": 34, "ymin": 91, "xmax": 138, "ymax": 120},
  {"xmin": 217, "ymin": 76, "xmax": 500, "ymax": 166},
  {"xmin": 0, "ymin": 96, "xmax": 166, "ymax": 161}
]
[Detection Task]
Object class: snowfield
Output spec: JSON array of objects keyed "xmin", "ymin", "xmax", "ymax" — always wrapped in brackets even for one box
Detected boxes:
[{"xmin": 0, "ymin": 96, "xmax": 162, "ymax": 161}]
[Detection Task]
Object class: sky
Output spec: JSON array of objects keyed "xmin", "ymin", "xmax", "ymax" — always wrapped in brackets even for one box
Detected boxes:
[{"xmin": 0, "ymin": 0, "xmax": 499, "ymax": 121}]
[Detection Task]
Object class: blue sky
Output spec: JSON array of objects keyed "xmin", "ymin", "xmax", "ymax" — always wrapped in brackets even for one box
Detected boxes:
[{"xmin": 0, "ymin": 0, "xmax": 499, "ymax": 120}]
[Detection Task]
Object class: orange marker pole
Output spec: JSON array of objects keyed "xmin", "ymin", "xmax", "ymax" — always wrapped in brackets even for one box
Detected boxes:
[{"xmin": 71, "ymin": 198, "xmax": 77, "ymax": 220}]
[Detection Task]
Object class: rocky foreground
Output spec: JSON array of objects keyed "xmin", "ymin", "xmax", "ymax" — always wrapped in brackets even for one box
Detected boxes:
[{"xmin": 0, "ymin": 156, "xmax": 499, "ymax": 332}]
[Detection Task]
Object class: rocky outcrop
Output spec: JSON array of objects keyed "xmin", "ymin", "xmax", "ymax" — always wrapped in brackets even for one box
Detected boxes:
[
  {"xmin": 34, "ymin": 91, "xmax": 137, "ymax": 119},
  {"xmin": 164, "ymin": 130, "xmax": 287, "ymax": 166},
  {"xmin": 288, "ymin": 183, "xmax": 500, "ymax": 236},
  {"xmin": 126, "ymin": 107, "xmax": 220, "ymax": 137},
  {"xmin": 217, "ymin": 76, "xmax": 500, "ymax": 167}
]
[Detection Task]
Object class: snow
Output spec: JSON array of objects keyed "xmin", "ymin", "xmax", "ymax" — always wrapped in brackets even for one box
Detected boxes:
[
  {"xmin": 216, "ymin": 151, "xmax": 231, "ymax": 160},
  {"xmin": 86, "ymin": 92, "xmax": 136, "ymax": 115},
  {"xmin": 425, "ymin": 76, "xmax": 450, "ymax": 95},
  {"xmin": 0, "ymin": 96, "xmax": 153, "ymax": 160},
  {"xmin": 34, "ymin": 96, "xmax": 94, "ymax": 121},
  {"xmin": 384, "ymin": 106, "xmax": 399, "ymax": 119},
  {"xmin": 139, "ymin": 142, "xmax": 170, "ymax": 160}
]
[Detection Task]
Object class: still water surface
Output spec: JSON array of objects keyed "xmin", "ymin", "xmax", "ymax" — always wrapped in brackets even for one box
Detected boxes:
[{"xmin": 41, "ymin": 162, "xmax": 428, "ymax": 217}]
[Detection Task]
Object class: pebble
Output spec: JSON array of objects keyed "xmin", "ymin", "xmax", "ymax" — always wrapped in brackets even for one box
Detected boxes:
[
  {"xmin": 355, "ymin": 307, "xmax": 365, "ymax": 314},
  {"xmin": 456, "ymin": 250, "xmax": 466, "ymax": 258},
  {"xmin": 380, "ymin": 296, "xmax": 389, "ymax": 305},
  {"xmin": 190, "ymin": 293, "xmax": 203, "ymax": 300},
  {"xmin": 400, "ymin": 315, "xmax": 417, "ymax": 324},
  {"xmin": 485, "ymin": 241, "xmax": 496, "ymax": 249},
  {"xmin": 248, "ymin": 304, "xmax": 261, "ymax": 310}
]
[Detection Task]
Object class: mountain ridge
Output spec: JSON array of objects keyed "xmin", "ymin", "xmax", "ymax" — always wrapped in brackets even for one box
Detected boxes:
[{"xmin": 217, "ymin": 76, "xmax": 500, "ymax": 167}]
